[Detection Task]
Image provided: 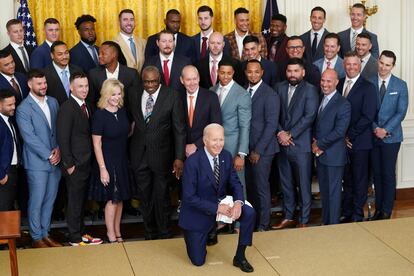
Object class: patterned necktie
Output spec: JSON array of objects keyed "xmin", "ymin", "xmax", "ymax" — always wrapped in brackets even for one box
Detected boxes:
[
  {"xmin": 287, "ymin": 85, "xmax": 295, "ymax": 106},
  {"xmin": 144, "ymin": 94, "xmax": 154, "ymax": 123},
  {"xmin": 10, "ymin": 78, "xmax": 22, "ymax": 102},
  {"xmin": 89, "ymin": 45, "xmax": 99, "ymax": 65},
  {"xmin": 379, "ymin": 80, "xmax": 386, "ymax": 103},
  {"xmin": 312, "ymin": 32, "xmax": 318, "ymax": 57},
  {"xmin": 129, "ymin": 37, "xmax": 137, "ymax": 61},
  {"xmin": 163, "ymin": 59, "xmax": 170, "ymax": 86},
  {"xmin": 188, "ymin": 95, "xmax": 194, "ymax": 128},
  {"xmin": 8, "ymin": 117, "xmax": 21, "ymax": 164},
  {"xmin": 249, "ymin": 87, "xmax": 253, "ymax": 97},
  {"xmin": 81, "ymin": 103, "xmax": 89, "ymax": 118},
  {"xmin": 213, "ymin": 157, "xmax": 220, "ymax": 185},
  {"xmin": 343, "ymin": 79, "xmax": 353, "ymax": 98},
  {"xmin": 351, "ymin": 31, "xmax": 357, "ymax": 51},
  {"xmin": 326, "ymin": 61, "xmax": 331, "ymax": 69},
  {"xmin": 210, "ymin": 59, "xmax": 217, "ymax": 85},
  {"xmin": 269, "ymin": 41, "xmax": 278, "ymax": 61},
  {"xmin": 201, "ymin": 37, "xmax": 208, "ymax": 59},
  {"xmin": 61, "ymin": 70, "xmax": 70, "ymax": 97},
  {"xmin": 18, "ymin": 46, "xmax": 30, "ymax": 71}
]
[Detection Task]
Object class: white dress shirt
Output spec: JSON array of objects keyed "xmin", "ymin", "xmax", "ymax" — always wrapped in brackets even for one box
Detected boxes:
[
  {"xmin": 343, "ymin": 74, "xmax": 361, "ymax": 95},
  {"xmin": 235, "ymin": 30, "xmax": 249, "ymax": 59},
  {"xmin": 322, "ymin": 55, "xmax": 339, "ymax": 72},
  {"xmin": 360, "ymin": 53, "xmax": 371, "ymax": 72},
  {"xmin": 0, "ymin": 113, "xmax": 18, "ymax": 165},
  {"xmin": 10, "ymin": 41, "xmax": 29, "ymax": 67},
  {"xmin": 160, "ymin": 52, "xmax": 174, "ymax": 76},
  {"xmin": 30, "ymin": 93, "xmax": 52, "ymax": 128},
  {"xmin": 209, "ymin": 53, "xmax": 223, "ymax": 74},
  {"xmin": 106, "ymin": 62, "xmax": 120, "ymax": 79},
  {"xmin": 247, "ymin": 79, "xmax": 263, "ymax": 98},
  {"xmin": 217, "ymin": 79, "xmax": 235, "ymax": 105},
  {"xmin": 311, "ymin": 28, "xmax": 325, "ymax": 48}
]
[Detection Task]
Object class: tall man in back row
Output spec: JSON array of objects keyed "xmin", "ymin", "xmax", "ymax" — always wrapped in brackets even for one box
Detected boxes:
[{"xmin": 179, "ymin": 123, "xmax": 256, "ymax": 273}]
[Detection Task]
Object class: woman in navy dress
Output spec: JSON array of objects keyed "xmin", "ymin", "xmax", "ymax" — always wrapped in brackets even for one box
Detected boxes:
[{"xmin": 89, "ymin": 79, "xmax": 130, "ymax": 243}]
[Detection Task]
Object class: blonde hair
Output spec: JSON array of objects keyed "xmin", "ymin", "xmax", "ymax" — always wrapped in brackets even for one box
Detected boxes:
[{"xmin": 97, "ymin": 78, "xmax": 125, "ymax": 109}]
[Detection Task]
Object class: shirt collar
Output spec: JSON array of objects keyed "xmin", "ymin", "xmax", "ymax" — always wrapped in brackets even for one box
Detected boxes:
[
  {"xmin": 106, "ymin": 62, "xmax": 120, "ymax": 75},
  {"xmin": 144, "ymin": 85, "xmax": 161, "ymax": 98},
  {"xmin": 351, "ymin": 27, "xmax": 364, "ymax": 34},
  {"xmin": 30, "ymin": 92, "xmax": 48, "ymax": 104},
  {"xmin": 324, "ymin": 90, "xmax": 337, "ymax": 101},
  {"xmin": 325, "ymin": 55, "xmax": 338, "ymax": 63},
  {"xmin": 210, "ymin": 52, "xmax": 223, "ymax": 62},
  {"xmin": 235, "ymin": 29, "xmax": 249, "ymax": 39},
  {"xmin": 219, "ymin": 79, "xmax": 235, "ymax": 90},
  {"xmin": 160, "ymin": 51, "xmax": 174, "ymax": 62},
  {"xmin": 378, "ymin": 73, "xmax": 392, "ymax": 85},
  {"xmin": 10, "ymin": 41, "xmax": 24, "ymax": 49},
  {"xmin": 201, "ymin": 29, "xmax": 213, "ymax": 40},
  {"xmin": 70, "ymin": 94, "xmax": 86, "ymax": 106},
  {"xmin": 0, "ymin": 113, "xmax": 10, "ymax": 123},
  {"xmin": 312, "ymin": 27, "xmax": 325, "ymax": 36},
  {"xmin": 345, "ymin": 74, "xmax": 360, "ymax": 83},
  {"xmin": 45, "ymin": 40, "xmax": 53, "ymax": 47},
  {"xmin": 52, "ymin": 62, "xmax": 69, "ymax": 75},
  {"xmin": 204, "ymin": 146, "xmax": 218, "ymax": 160},
  {"xmin": 0, "ymin": 72, "xmax": 15, "ymax": 82},
  {"xmin": 248, "ymin": 79, "xmax": 262, "ymax": 93},
  {"xmin": 120, "ymin": 32, "xmax": 133, "ymax": 41},
  {"xmin": 187, "ymin": 88, "xmax": 199, "ymax": 98},
  {"xmin": 361, "ymin": 53, "xmax": 371, "ymax": 63}
]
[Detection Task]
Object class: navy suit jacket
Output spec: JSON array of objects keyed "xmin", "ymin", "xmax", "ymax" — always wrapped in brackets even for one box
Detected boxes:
[
  {"xmin": 69, "ymin": 41, "xmax": 99, "ymax": 73},
  {"xmin": 314, "ymin": 92, "xmax": 351, "ymax": 166},
  {"xmin": 370, "ymin": 74, "xmax": 409, "ymax": 144},
  {"xmin": 249, "ymin": 81, "xmax": 280, "ymax": 156},
  {"xmin": 337, "ymin": 76, "xmax": 377, "ymax": 150},
  {"xmin": 145, "ymin": 32, "xmax": 195, "ymax": 62},
  {"xmin": 274, "ymin": 80, "xmax": 319, "ymax": 153},
  {"xmin": 241, "ymin": 58, "xmax": 277, "ymax": 87},
  {"xmin": 182, "ymin": 88, "xmax": 222, "ymax": 149},
  {"xmin": 276, "ymin": 59, "xmax": 321, "ymax": 88},
  {"xmin": 30, "ymin": 41, "xmax": 52, "ymax": 69},
  {"xmin": 178, "ymin": 148, "xmax": 244, "ymax": 232},
  {"xmin": 191, "ymin": 33, "xmax": 230, "ymax": 62},
  {"xmin": 0, "ymin": 72, "xmax": 29, "ymax": 106},
  {"xmin": 313, "ymin": 56, "xmax": 346, "ymax": 79},
  {"xmin": 338, "ymin": 28, "xmax": 379, "ymax": 58},
  {"xmin": 2, "ymin": 44, "xmax": 33, "ymax": 74},
  {"xmin": 143, "ymin": 54, "xmax": 191, "ymax": 93},
  {"xmin": 0, "ymin": 118, "xmax": 13, "ymax": 179},
  {"xmin": 300, "ymin": 29, "xmax": 330, "ymax": 63}
]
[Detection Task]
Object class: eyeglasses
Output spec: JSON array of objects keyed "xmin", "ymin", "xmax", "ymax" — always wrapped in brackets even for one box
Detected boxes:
[{"xmin": 287, "ymin": 46, "xmax": 304, "ymax": 50}]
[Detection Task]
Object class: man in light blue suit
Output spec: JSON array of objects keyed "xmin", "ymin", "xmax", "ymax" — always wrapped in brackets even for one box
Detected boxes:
[
  {"xmin": 30, "ymin": 18, "xmax": 60, "ymax": 69},
  {"xmin": 313, "ymin": 69, "xmax": 351, "ymax": 225},
  {"xmin": 212, "ymin": 58, "xmax": 251, "ymax": 194},
  {"xmin": 313, "ymin": 33, "xmax": 345, "ymax": 79},
  {"xmin": 272, "ymin": 58, "xmax": 319, "ymax": 229},
  {"xmin": 16, "ymin": 69, "xmax": 62, "ymax": 248},
  {"xmin": 369, "ymin": 51, "xmax": 409, "ymax": 220}
]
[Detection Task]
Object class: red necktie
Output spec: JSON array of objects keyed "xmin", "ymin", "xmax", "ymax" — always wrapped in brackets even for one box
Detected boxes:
[
  {"xmin": 81, "ymin": 103, "xmax": 89, "ymax": 118},
  {"xmin": 163, "ymin": 59, "xmax": 170, "ymax": 86},
  {"xmin": 201, "ymin": 37, "xmax": 208, "ymax": 59},
  {"xmin": 326, "ymin": 61, "xmax": 331, "ymax": 69}
]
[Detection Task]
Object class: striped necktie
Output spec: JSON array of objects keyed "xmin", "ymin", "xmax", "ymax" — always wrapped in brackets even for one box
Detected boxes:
[{"xmin": 213, "ymin": 157, "xmax": 220, "ymax": 185}]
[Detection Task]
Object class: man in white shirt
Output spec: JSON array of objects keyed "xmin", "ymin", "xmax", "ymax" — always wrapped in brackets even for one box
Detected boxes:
[{"xmin": 313, "ymin": 33, "xmax": 346, "ymax": 79}]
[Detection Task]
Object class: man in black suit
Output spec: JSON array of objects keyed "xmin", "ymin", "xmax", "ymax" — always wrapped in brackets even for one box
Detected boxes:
[
  {"xmin": 241, "ymin": 35, "xmax": 277, "ymax": 87},
  {"xmin": 143, "ymin": 30, "xmax": 191, "ymax": 93},
  {"xmin": 180, "ymin": 65, "xmax": 222, "ymax": 157},
  {"xmin": 338, "ymin": 51, "xmax": 377, "ymax": 222},
  {"xmin": 69, "ymin": 14, "xmax": 99, "ymax": 73},
  {"xmin": 300, "ymin": 6, "xmax": 330, "ymax": 63},
  {"xmin": 0, "ymin": 49, "xmax": 29, "ymax": 106},
  {"xmin": 195, "ymin": 32, "xmax": 243, "ymax": 89},
  {"xmin": 145, "ymin": 9, "xmax": 195, "ymax": 62},
  {"xmin": 43, "ymin": 41, "xmax": 83, "ymax": 105},
  {"xmin": 3, "ymin": 19, "xmax": 33, "ymax": 74},
  {"xmin": 87, "ymin": 41, "xmax": 140, "ymax": 107},
  {"xmin": 129, "ymin": 66, "xmax": 186, "ymax": 239},
  {"xmin": 57, "ymin": 72, "xmax": 102, "ymax": 246}
]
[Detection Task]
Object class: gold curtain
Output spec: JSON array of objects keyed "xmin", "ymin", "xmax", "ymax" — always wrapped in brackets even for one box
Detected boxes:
[{"xmin": 28, "ymin": 0, "xmax": 264, "ymax": 48}]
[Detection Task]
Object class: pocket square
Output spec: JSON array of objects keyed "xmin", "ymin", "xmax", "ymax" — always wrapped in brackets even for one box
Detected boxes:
[{"xmin": 389, "ymin": 92, "xmax": 398, "ymax": 95}]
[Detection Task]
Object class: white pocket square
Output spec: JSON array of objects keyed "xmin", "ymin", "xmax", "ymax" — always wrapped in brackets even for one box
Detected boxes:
[{"xmin": 390, "ymin": 92, "xmax": 398, "ymax": 95}]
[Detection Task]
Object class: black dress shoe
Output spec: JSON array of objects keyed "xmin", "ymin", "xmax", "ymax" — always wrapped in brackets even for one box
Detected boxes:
[
  {"xmin": 207, "ymin": 228, "xmax": 218, "ymax": 246},
  {"xmin": 340, "ymin": 216, "xmax": 352, "ymax": 223},
  {"xmin": 368, "ymin": 211, "xmax": 383, "ymax": 221},
  {"xmin": 382, "ymin": 212, "xmax": 391, "ymax": 219},
  {"xmin": 233, "ymin": 257, "xmax": 254, "ymax": 273}
]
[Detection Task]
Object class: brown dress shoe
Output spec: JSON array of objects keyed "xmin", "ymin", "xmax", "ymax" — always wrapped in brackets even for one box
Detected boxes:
[
  {"xmin": 297, "ymin": 223, "xmax": 308, "ymax": 228},
  {"xmin": 32, "ymin": 239, "xmax": 49, "ymax": 248},
  {"xmin": 271, "ymin": 219, "xmax": 296, "ymax": 230},
  {"xmin": 43, "ymin": 236, "xmax": 63, "ymax": 247}
]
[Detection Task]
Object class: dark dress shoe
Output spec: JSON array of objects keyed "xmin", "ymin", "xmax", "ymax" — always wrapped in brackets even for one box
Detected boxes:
[
  {"xmin": 271, "ymin": 219, "xmax": 296, "ymax": 230},
  {"xmin": 382, "ymin": 212, "xmax": 391, "ymax": 219},
  {"xmin": 207, "ymin": 228, "xmax": 218, "ymax": 246},
  {"xmin": 233, "ymin": 257, "xmax": 254, "ymax": 273},
  {"xmin": 43, "ymin": 236, "xmax": 63, "ymax": 247},
  {"xmin": 32, "ymin": 239, "xmax": 49, "ymax": 248},
  {"xmin": 297, "ymin": 223, "xmax": 308, "ymax": 228},
  {"xmin": 368, "ymin": 211, "xmax": 383, "ymax": 221},
  {"xmin": 340, "ymin": 216, "xmax": 352, "ymax": 223}
]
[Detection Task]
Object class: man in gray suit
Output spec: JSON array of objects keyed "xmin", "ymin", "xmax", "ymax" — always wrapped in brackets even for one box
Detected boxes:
[
  {"xmin": 212, "ymin": 58, "xmax": 251, "ymax": 194},
  {"xmin": 272, "ymin": 58, "xmax": 319, "ymax": 229},
  {"xmin": 356, "ymin": 33, "xmax": 378, "ymax": 80}
]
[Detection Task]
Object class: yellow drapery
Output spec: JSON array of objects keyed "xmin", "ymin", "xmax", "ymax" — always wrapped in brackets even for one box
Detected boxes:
[{"xmin": 28, "ymin": 0, "xmax": 264, "ymax": 48}]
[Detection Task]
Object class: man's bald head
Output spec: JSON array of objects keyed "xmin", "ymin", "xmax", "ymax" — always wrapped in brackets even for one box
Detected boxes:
[
  {"xmin": 209, "ymin": 32, "xmax": 225, "ymax": 56},
  {"xmin": 320, "ymin": 68, "xmax": 339, "ymax": 95},
  {"xmin": 180, "ymin": 65, "xmax": 200, "ymax": 94}
]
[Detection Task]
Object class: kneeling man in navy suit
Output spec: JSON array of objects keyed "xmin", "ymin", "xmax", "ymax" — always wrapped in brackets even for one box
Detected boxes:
[{"xmin": 179, "ymin": 123, "xmax": 256, "ymax": 272}]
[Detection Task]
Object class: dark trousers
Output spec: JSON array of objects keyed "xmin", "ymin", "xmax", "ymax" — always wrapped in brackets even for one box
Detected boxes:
[
  {"xmin": 64, "ymin": 163, "xmax": 90, "ymax": 243},
  {"xmin": 343, "ymin": 149, "xmax": 370, "ymax": 221},
  {"xmin": 246, "ymin": 154, "xmax": 274, "ymax": 229},
  {"xmin": 278, "ymin": 151, "xmax": 312, "ymax": 224},
  {"xmin": 0, "ymin": 166, "xmax": 18, "ymax": 211},
  {"xmin": 371, "ymin": 141, "xmax": 401, "ymax": 216},
  {"xmin": 316, "ymin": 161, "xmax": 344, "ymax": 225},
  {"xmin": 183, "ymin": 204, "xmax": 256, "ymax": 266},
  {"xmin": 134, "ymin": 157, "xmax": 171, "ymax": 237}
]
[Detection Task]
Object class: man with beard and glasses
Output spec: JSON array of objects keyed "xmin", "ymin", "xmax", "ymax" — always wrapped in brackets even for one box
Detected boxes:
[
  {"xmin": 70, "ymin": 14, "xmax": 99, "ymax": 73},
  {"xmin": 272, "ymin": 58, "xmax": 319, "ymax": 229},
  {"xmin": 113, "ymin": 9, "xmax": 146, "ymax": 74}
]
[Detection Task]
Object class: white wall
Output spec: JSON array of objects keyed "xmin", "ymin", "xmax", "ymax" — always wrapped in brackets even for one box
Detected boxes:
[{"xmin": 0, "ymin": 1, "xmax": 16, "ymax": 48}]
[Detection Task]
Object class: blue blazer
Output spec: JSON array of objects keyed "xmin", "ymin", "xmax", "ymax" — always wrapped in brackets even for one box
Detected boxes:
[
  {"xmin": 212, "ymin": 82, "xmax": 251, "ymax": 156},
  {"xmin": 370, "ymin": 74, "xmax": 409, "ymax": 143},
  {"xmin": 337, "ymin": 76, "xmax": 377, "ymax": 150},
  {"xmin": 0, "ymin": 118, "xmax": 13, "ymax": 179},
  {"xmin": 30, "ymin": 41, "xmax": 52, "ymax": 69},
  {"xmin": 0, "ymin": 72, "xmax": 29, "ymax": 105},
  {"xmin": 314, "ymin": 92, "xmax": 351, "ymax": 166},
  {"xmin": 16, "ymin": 94, "xmax": 59, "ymax": 171},
  {"xmin": 249, "ymin": 81, "xmax": 280, "ymax": 156},
  {"xmin": 69, "ymin": 41, "xmax": 98, "ymax": 73},
  {"xmin": 274, "ymin": 80, "xmax": 319, "ymax": 153},
  {"xmin": 191, "ymin": 33, "xmax": 231, "ymax": 62},
  {"xmin": 313, "ymin": 56, "xmax": 346, "ymax": 79},
  {"xmin": 145, "ymin": 32, "xmax": 195, "ymax": 62},
  {"xmin": 241, "ymin": 58, "xmax": 277, "ymax": 87},
  {"xmin": 338, "ymin": 28, "xmax": 379, "ymax": 58},
  {"xmin": 178, "ymin": 149, "xmax": 244, "ymax": 232}
]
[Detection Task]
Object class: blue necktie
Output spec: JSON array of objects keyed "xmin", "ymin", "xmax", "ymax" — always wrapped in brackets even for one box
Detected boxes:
[
  {"xmin": 89, "ymin": 45, "xmax": 99, "ymax": 65},
  {"xmin": 61, "ymin": 70, "xmax": 70, "ymax": 97},
  {"xmin": 129, "ymin": 37, "xmax": 137, "ymax": 61}
]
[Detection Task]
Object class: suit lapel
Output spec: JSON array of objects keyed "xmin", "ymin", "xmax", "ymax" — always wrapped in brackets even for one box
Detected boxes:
[
  {"xmin": 318, "ymin": 92, "xmax": 339, "ymax": 121},
  {"xmin": 201, "ymin": 150, "xmax": 217, "ymax": 190},
  {"xmin": 287, "ymin": 82, "xmax": 303, "ymax": 113},
  {"xmin": 251, "ymin": 83, "xmax": 264, "ymax": 104},
  {"xmin": 28, "ymin": 96, "xmax": 51, "ymax": 130},
  {"xmin": 346, "ymin": 77, "xmax": 362, "ymax": 98},
  {"xmin": 146, "ymin": 86, "xmax": 167, "ymax": 126}
]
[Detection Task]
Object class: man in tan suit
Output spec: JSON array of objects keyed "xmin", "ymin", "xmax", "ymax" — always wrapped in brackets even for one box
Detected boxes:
[{"xmin": 113, "ymin": 9, "xmax": 146, "ymax": 74}]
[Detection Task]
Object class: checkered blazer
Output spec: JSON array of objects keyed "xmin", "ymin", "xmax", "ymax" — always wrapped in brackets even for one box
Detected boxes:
[{"xmin": 225, "ymin": 30, "xmax": 268, "ymax": 61}]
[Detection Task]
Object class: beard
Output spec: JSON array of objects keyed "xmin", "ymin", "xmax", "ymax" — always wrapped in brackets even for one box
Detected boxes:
[{"xmin": 81, "ymin": 37, "xmax": 97, "ymax": 45}]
